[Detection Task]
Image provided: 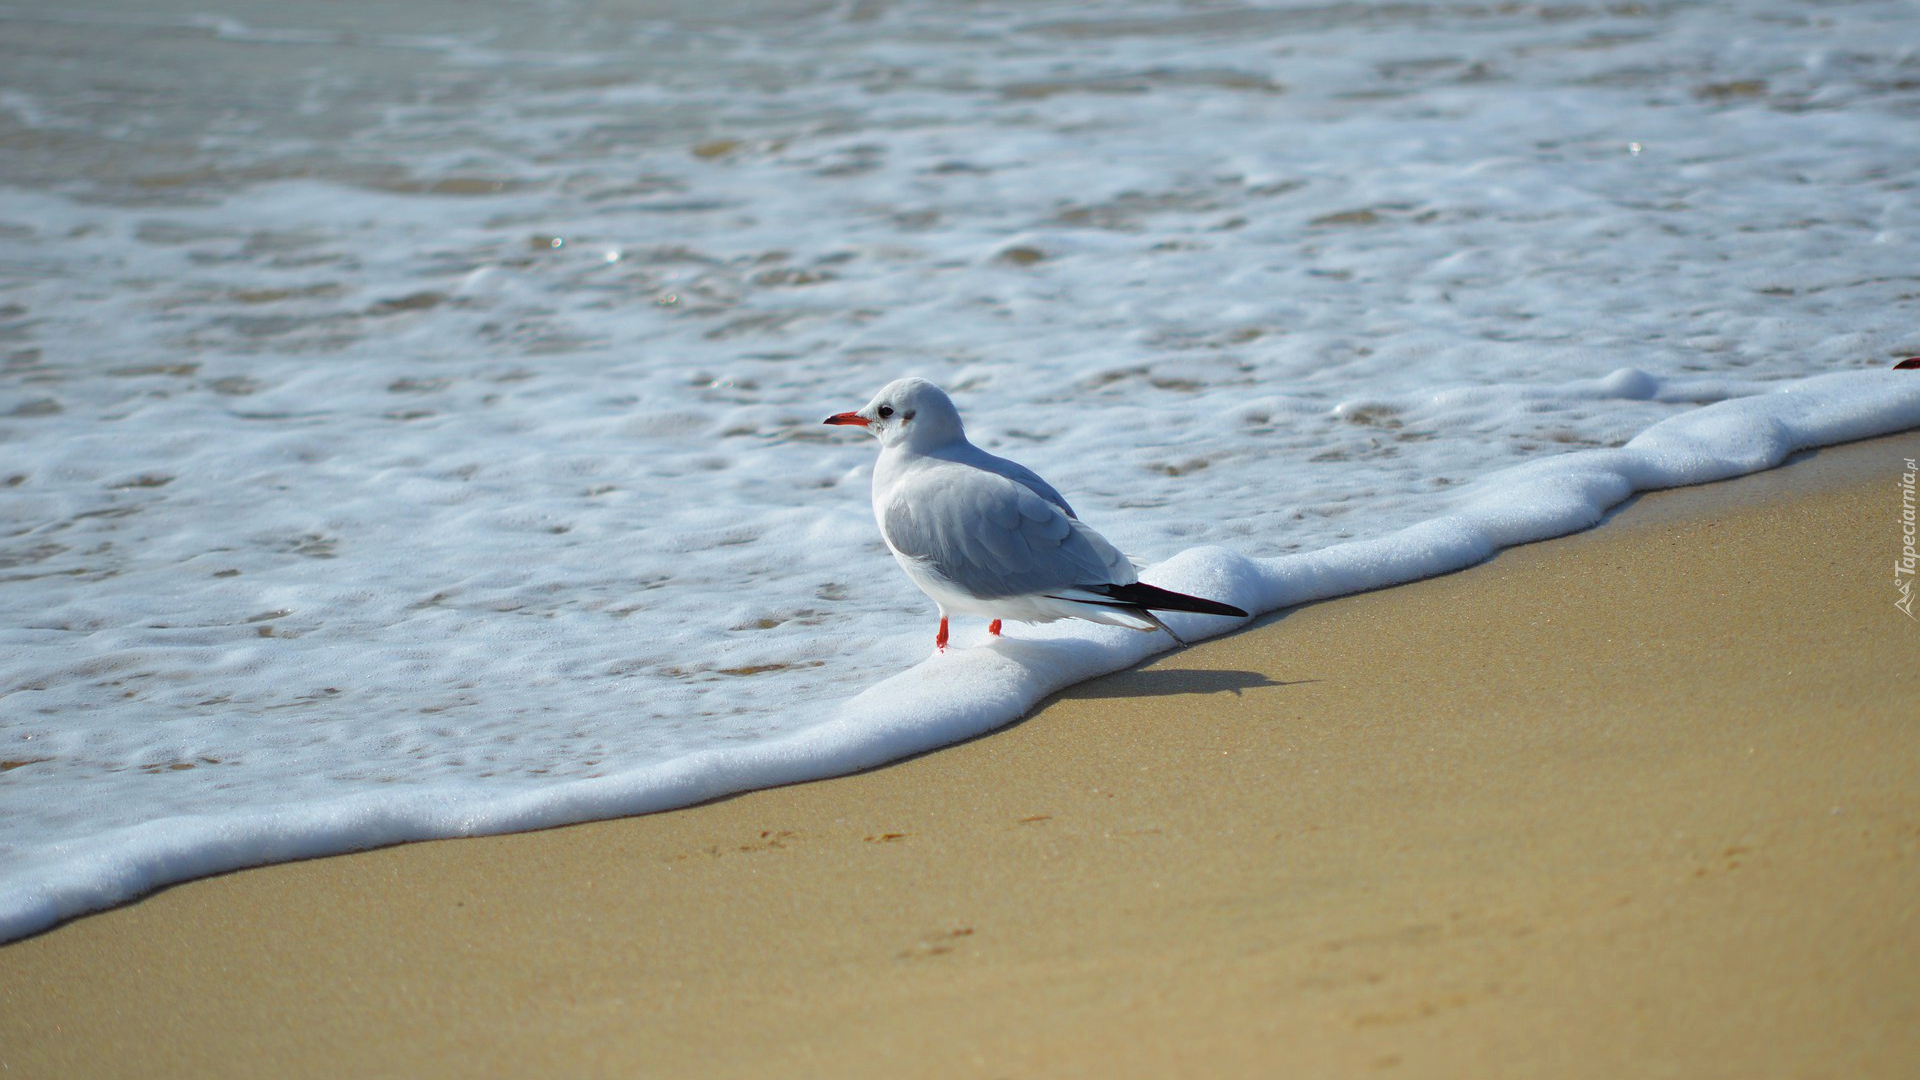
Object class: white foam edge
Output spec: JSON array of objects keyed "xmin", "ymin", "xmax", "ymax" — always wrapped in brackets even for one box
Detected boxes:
[{"xmin": 5, "ymin": 368, "xmax": 1917, "ymax": 943}]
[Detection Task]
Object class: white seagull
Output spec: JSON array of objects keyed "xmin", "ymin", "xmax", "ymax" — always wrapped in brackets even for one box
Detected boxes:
[{"xmin": 824, "ymin": 377, "xmax": 1248, "ymax": 652}]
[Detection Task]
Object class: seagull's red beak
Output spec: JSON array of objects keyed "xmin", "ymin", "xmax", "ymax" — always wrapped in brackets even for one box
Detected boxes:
[{"xmin": 823, "ymin": 411, "xmax": 870, "ymax": 426}]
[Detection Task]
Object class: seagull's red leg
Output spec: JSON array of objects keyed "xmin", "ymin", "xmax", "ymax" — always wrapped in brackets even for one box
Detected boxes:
[
  {"xmin": 935, "ymin": 616, "xmax": 949, "ymax": 652},
  {"xmin": 988, "ymin": 619, "xmax": 1002, "ymax": 636}
]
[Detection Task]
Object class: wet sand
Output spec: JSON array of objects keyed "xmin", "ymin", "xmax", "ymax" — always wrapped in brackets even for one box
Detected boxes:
[{"xmin": 3, "ymin": 431, "xmax": 1917, "ymax": 1079}]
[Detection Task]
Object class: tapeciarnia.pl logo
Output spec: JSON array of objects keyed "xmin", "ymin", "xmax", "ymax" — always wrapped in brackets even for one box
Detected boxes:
[{"xmin": 1899, "ymin": 457, "xmax": 1918, "ymax": 621}]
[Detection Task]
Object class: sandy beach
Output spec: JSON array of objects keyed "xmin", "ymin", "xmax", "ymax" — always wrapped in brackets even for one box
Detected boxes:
[{"xmin": 4, "ymin": 429, "xmax": 1917, "ymax": 1079}]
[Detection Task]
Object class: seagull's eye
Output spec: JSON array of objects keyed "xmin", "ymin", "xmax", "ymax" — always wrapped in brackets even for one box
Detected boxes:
[{"xmin": 877, "ymin": 405, "xmax": 895, "ymax": 418}]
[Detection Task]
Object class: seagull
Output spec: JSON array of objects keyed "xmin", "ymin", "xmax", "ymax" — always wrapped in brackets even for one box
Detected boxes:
[{"xmin": 824, "ymin": 377, "xmax": 1249, "ymax": 652}]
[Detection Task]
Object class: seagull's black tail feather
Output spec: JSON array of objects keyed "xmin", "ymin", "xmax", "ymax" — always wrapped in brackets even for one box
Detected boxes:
[{"xmin": 1073, "ymin": 582, "xmax": 1249, "ymax": 619}]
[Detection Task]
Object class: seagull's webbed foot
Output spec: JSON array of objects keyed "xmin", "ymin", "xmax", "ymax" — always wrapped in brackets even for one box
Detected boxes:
[
  {"xmin": 935, "ymin": 615, "xmax": 949, "ymax": 653},
  {"xmin": 988, "ymin": 619, "xmax": 1002, "ymax": 637}
]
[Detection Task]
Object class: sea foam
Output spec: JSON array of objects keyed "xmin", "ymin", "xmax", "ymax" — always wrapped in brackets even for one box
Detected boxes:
[{"xmin": 4, "ymin": 369, "xmax": 1914, "ymax": 942}]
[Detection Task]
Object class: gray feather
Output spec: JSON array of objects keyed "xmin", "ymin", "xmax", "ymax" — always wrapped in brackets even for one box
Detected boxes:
[{"xmin": 882, "ymin": 469, "xmax": 1122, "ymax": 600}]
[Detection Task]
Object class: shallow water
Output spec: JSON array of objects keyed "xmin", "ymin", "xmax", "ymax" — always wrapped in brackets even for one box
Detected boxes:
[{"xmin": 2, "ymin": 0, "xmax": 1917, "ymax": 939}]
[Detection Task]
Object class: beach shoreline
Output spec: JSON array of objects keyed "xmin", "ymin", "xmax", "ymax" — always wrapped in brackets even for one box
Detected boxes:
[{"xmin": 3, "ymin": 429, "xmax": 1917, "ymax": 1079}]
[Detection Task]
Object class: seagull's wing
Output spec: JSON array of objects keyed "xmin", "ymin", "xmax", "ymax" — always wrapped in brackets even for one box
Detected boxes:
[
  {"xmin": 958, "ymin": 446, "xmax": 1077, "ymax": 519},
  {"xmin": 881, "ymin": 464, "xmax": 1131, "ymax": 600}
]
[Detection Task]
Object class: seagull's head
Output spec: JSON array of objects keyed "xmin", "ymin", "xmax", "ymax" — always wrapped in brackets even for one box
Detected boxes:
[{"xmin": 823, "ymin": 377, "xmax": 965, "ymax": 451}]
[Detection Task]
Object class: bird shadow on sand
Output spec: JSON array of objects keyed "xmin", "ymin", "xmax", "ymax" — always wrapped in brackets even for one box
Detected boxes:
[{"xmin": 1063, "ymin": 668, "xmax": 1311, "ymax": 699}]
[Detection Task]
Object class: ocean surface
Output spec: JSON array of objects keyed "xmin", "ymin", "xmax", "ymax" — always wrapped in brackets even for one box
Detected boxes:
[{"xmin": 3, "ymin": 0, "xmax": 1918, "ymax": 941}]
